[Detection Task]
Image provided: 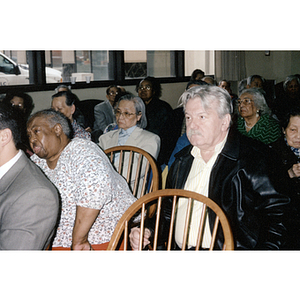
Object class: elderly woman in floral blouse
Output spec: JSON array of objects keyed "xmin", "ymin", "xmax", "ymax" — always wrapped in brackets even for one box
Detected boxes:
[{"xmin": 27, "ymin": 109, "xmax": 136, "ymax": 250}]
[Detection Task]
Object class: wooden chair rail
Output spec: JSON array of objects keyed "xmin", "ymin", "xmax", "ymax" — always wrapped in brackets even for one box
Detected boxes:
[{"xmin": 107, "ymin": 189, "xmax": 234, "ymax": 251}]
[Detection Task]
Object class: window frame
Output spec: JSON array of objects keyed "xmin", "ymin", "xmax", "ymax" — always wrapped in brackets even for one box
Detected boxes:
[{"xmin": 0, "ymin": 50, "xmax": 188, "ymax": 94}]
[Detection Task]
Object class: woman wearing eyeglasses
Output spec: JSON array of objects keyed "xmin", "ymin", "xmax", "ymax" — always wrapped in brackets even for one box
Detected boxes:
[
  {"xmin": 136, "ymin": 76, "xmax": 174, "ymax": 167},
  {"xmin": 236, "ymin": 88, "xmax": 281, "ymax": 144},
  {"xmin": 98, "ymin": 93, "xmax": 161, "ymax": 197}
]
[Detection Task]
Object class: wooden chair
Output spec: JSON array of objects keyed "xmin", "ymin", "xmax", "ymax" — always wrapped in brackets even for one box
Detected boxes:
[
  {"xmin": 107, "ymin": 189, "xmax": 234, "ymax": 251},
  {"xmin": 104, "ymin": 146, "xmax": 160, "ymax": 199}
]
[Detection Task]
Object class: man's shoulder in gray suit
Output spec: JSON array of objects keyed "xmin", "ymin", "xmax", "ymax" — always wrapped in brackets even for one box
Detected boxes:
[{"xmin": 0, "ymin": 151, "xmax": 60, "ymax": 250}]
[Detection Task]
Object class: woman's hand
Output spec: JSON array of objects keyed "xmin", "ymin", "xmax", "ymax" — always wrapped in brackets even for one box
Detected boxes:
[
  {"xmin": 71, "ymin": 241, "xmax": 94, "ymax": 250},
  {"xmin": 289, "ymin": 163, "xmax": 300, "ymax": 178},
  {"xmin": 72, "ymin": 206, "xmax": 99, "ymax": 250}
]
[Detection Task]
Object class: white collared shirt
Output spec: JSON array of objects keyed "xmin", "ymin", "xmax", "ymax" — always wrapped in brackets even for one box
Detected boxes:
[
  {"xmin": 175, "ymin": 134, "xmax": 228, "ymax": 249},
  {"xmin": 0, "ymin": 150, "xmax": 22, "ymax": 180}
]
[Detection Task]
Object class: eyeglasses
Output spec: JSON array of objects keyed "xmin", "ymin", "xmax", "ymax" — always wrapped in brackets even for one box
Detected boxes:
[
  {"xmin": 237, "ymin": 98, "xmax": 253, "ymax": 106},
  {"xmin": 11, "ymin": 103, "xmax": 24, "ymax": 108},
  {"xmin": 115, "ymin": 110, "xmax": 136, "ymax": 118},
  {"xmin": 138, "ymin": 85, "xmax": 152, "ymax": 91},
  {"xmin": 108, "ymin": 91, "xmax": 118, "ymax": 96}
]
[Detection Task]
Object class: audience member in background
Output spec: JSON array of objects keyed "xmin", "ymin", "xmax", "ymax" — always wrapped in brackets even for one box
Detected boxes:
[
  {"xmin": 54, "ymin": 85, "xmax": 88, "ymax": 131},
  {"xmin": 55, "ymin": 84, "xmax": 70, "ymax": 93},
  {"xmin": 236, "ymin": 88, "xmax": 281, "ymax": 144},
  {"xmin": 51, "ymin": 91, "xmax": 91, "ymax": 140},
  {"xmin": 27, "ymin": 109, "xmax": 136, "ymax": 250},
  {"xmin": 2, "ymin": 91, "xmax": 35, "ymax": 120},
  {"xmin": 218, "ymin": 79, "xmax": 238, "ymax": 100},
  {"xmin": 2, "ymin": 91, "xmax": 35, "ymax": 156},
  {"xmin": 0, "ymin": 103, "xmax": 59, "ymax": 250},
  {"xmin": 246, "ymin": 74, "xmax": 265, "ymax": 89},
  {"xmin": 202, "ymin": 76, "xmax": 217, "ymax": 85},
  {"xmin": 130, "ymin": 85, "xmax": 290, "ymax": 250},
  {"xmin": 218, "ymin": 79, "xmax": 238, "ymax": 123},
  {"xmin": 102, "ymin": 89, "xmax": 130, "ymax": 134},
  {"xmin": 274, "ymin": 75, "xmax": 300, "ymax": 121},
  {"xmin": 190, "ymin": 69, "xmax": 205, "ymax": 81},
  {"xmin": 246, "ymin": 74, "xmax": 275, "ymax": 111},
  {"xmin": 136, "ymin": 76, "xmax": 174, "ymax": 167},
  {"xmin": 99, "ymin": 93, "xmax": 160, "ymax": 197},
  {"xmin": 93, "ymin": 85, "xmax": 122, "ymax": 141},
  {"xmin": 269, "ymin": 107, "xmax": 300, "ymax": 249},
  {"xmin": 238, "ymin": 78, "xmax": 247, "ymax": 94}
]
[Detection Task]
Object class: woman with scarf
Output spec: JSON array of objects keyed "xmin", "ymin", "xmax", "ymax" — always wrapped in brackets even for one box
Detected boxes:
[{"xmin": 269, "ymin": 107, "xmax": 300, "ymax": 249}]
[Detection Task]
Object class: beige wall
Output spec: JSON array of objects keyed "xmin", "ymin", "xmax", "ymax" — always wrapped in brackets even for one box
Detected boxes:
[
  {"xmin": 244, "ymin": 51, "xmax": 300, "ymax": 83},
  {"xmin": 29, "ymin": 81, "xmax": 187, "ymax": 114}
]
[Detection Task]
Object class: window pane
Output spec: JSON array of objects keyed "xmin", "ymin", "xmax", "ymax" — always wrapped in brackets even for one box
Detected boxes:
[
  {"xmin": 0, "ymin": 51, "xmax": 30, "ymax": 86},
  {"xmin": 91, "ymin": 51, "xmax": 109, "ymax": 80},
  {"xmin": 45, "ymin": 50, "xmax": 110, "ymax": 84},
  {"xmin": 185, "ymin": 50, "xmax": 215, "ymax": 77},
  {"xmin": 124, "ymin": 50, "xmax": 174, "ymax": 79}
]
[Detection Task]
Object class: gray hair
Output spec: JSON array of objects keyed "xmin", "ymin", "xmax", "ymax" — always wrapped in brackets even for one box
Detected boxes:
[
  {"xmin": 55, "ymin": 84, "xmax": 70, "ymax": 93},
  {"xmin": 114, "ymin": 93, "xmax": 147, "ymax": 129},
  {"xmin": 283, "ymin": 75, "xmax": 300, "ymax": 91},
  {"xmin": 179, "ymin": 85, "xmax": 232, "ymax": 120},
  {"xmin": 28, "ymin": 108, "xmax": 73, "ymax": 139},
  {"xmin": 238, "ymin": 78, "xmax": 247, "ymax": 95},
  {"xmin": 246, "ymin": 75, "xmax": 265, "ymax": 86},
  {"xmin": 239, "ymin": 88, "xmax": 270, "ymax": 115}
]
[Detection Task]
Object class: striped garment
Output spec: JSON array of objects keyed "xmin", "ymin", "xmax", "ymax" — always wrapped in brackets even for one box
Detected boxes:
[{"xmin": 237, "ymin": 114, "xmax": 281, "ymax": 144}]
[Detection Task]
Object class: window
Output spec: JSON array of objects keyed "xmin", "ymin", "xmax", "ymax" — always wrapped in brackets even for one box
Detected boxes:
[
  {"xmin": 185, "ymin": 50, "xmax": 215, "ymax": 78},
  {"xmin": 0, "ymin": 51, "xmax": 28, "ymax": 86},
  {"xmin": 45, "ymin": 50, "xmax": 110, "ymax": 83},
  {"xmin": 124, "ymin": 51, "xmax": 175, "ymax": 78},
  {"xmin": 0, "ymin": 50, "xmax": 216, "ymax": 89}
]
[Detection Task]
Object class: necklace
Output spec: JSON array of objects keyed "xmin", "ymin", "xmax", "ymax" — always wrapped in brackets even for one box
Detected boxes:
[{"xmin": 244, "ymin": 121, "xmax": 253, "ymax": 129}]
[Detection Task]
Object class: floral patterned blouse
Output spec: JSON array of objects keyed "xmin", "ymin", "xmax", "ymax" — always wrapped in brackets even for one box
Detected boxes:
[
  {"xmin": 31, "ymin": 138, "xmax": 136, "ymax": 247},
  {"xmin": 72, "ymin": 119, "xmax": 91, "ymax": 140}
]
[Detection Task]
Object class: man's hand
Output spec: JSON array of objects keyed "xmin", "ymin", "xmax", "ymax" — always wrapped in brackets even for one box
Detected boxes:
[{"xmin": 129, "ymin": 227, "xmax": 151, "ymax": 250}]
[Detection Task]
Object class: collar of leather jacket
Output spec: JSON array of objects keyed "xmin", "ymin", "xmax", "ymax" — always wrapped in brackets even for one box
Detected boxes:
[{"xmin": 174, "ymin": 127, "xmax": 240, "ymax": 162}]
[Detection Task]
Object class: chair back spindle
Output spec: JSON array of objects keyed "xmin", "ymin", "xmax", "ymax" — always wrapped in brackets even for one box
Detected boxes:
[{"xmin": 107, "ymin": 189, "xmax": 234, "ymax": 251}]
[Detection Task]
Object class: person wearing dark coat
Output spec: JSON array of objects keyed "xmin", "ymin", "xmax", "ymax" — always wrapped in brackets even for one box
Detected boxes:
[
  {"xmin": 129, "ymin": 85, "xmax": 290, "ymax": 250},
  {"xmin": 269, "ymin": 107, "xmax": 300, "ymax": 249}
]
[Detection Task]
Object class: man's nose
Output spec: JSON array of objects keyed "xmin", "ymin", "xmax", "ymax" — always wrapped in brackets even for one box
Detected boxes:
[{"xmin": 188, "ymin": 119, "xmax": 197, "ymax": 129}]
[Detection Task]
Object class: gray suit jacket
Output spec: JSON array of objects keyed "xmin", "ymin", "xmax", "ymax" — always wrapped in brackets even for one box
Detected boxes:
[
  {"xmin": 99, "ymin": 127, "xmax": 160, "ymax": 197},
  {"xmin": 0, "ymin": 151, "xmax": 60, "ymax": 250},
  {"xmin": 93, "ymin": 100, "xmax": 115, "ymax": 141}
]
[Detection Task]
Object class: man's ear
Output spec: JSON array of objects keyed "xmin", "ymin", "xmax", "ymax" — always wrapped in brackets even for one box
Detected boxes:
[
  {"xmin": 222, "ymin": 114, "xmax": 231, "ymax": 131},
  {"xmin": 0, "ymin": 128, "xmax": 13, "ymax": 147},
  {"xmin": 53, "ymin": 123, "xmax": 63, "ymax": 137}
]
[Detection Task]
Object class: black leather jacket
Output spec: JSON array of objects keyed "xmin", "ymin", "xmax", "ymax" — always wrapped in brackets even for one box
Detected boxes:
[{"xmin": 160, "ymin": 128, "xmax": 290, "ymax": 250}]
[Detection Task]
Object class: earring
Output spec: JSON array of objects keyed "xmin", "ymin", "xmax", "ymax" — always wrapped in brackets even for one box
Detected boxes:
[{"xmin": 256, "ymin": 110, "xmax": 259, "ymax": 118}]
